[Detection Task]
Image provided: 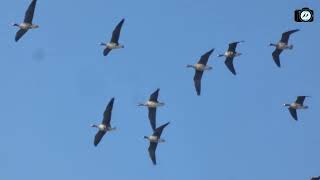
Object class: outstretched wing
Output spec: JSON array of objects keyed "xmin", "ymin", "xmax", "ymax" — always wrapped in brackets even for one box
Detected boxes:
[
  {"xmin": 227, "ymin": 41, "xmax": 243, "ymax": 52},
  {"xmin": 15, "ymin": 29, "xmax": 28, "ymax": 42},
  {"xmin": 148, "ymin": 142, "xmax": 158, "ymax": 165},
  {"xmin": 102, "ymin": 98, "xmax": 115, "ymax": 126},
  {"xmin": 193, "ymin": 70, "xmax": 203, "ymax": 96},
  {"xmin": 295, "ymin": 96, "xmax": 307, "ymax": 105},
  {"xmin": 280, "ymin": 29, "xmax": 299, "ymax": 44},
  {"xmin": 225, "ymin": 57, "xmax": 236, "ymax": 75},
  {"xmin": 272, "ymin": 48, "xmax": 282, "ymax": 67},
  {"xmin": 24, "ymin": 0, "xmax": 37, "ymax": 23},
  {"xmin": 94, "ymin": 130, "xmax": 106, "ymax": 146},
  {"xmin": 311, "ymin": 176, "xmax": 320, "ymax": 180},
  {"xmin": 103, "ymin": 47, "xmax": 112, "ymax": 56},
  {"xmin": 110, "ymin": 18, "xmax": 125, "ymax": 44},
  {"xmin": 288, "ymin": 108, "xmax": 298, "ymax": 121},
  {"xmin": 153, "ymin": 122, "xmax": 169, "ymax": 137},
  {"xmin": 149, "ymin": 88, "xmax": 160, "ymax": 102},
  {"xmin": 197, "ymin": 49, "xmax": 214, "ymax": 65},
  {"xmin": 148, "ymin": 108, "xmax": 156, "ymax": 131}
]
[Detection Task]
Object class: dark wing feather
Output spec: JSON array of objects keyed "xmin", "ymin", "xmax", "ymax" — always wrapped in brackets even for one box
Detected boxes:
[
  {"xmin": 227, "ymin": 41, "xmax": 243, "ymax": 52},
  {"xmin": 193, "ymin": 70, "xmax": 203, "ymax": 96},
  {"xmin": 103, "ymin": 47, "xmax": 112, "ymax": 56},
  {"xmin": 288, "ymin": 108, "xmax": 298, "ymax": 121},
  {"xmin": 295, "ymin": 96, "xmax": 307, "ymax": 105},
  {"xmin": 225, "ymin": 57, "xmax": 236, "ymax": 75},
  {"xmin": 153, "ymin": 122, "xmax": 169, "ymax": 137},
  {"xmin": 280, "ymin": 29, "xmax": 299, "ymax": 44},
  {"xmin": 149, "ymin": 88, "xmax": 160, "ymax": 102},
  {"xmin": 15, "ymin": 29, "xmax": 28, "ymax": 42},
  {"xmin": 110, "ymin": 18, "xmax": 125, "ymax": 44},
  {"xmin": 272, "ymin": 48, "xmax": 282, "ymax": 67},
  {"xmin": 197, "ymin": 49, "xmax": 214, "ymax": 65},
  {"xmin": 24, "ymin": 0, "xmax": 37, "ymax": 23},
  {"xmin": 102, "ymin": 98, "xmax": 115, "ymax": 125},
  {"xmin": 148, "ymin": 142, "xmax": 158, "ymax": 165},
  {"xmin": 94, "ymin": 130, "xmax": 106, "ymax": 146},
  {"xmin": 148, "ymin": 108, "xmax": 156, "ymax": 131},
  {"xmin": 311, "ymin": 176, "xmax": 320, "ymax": 180}
]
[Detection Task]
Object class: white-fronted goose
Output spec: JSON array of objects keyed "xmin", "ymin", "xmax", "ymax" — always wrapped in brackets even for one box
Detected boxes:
[
  {"xmin": 217, "ymin": 41, "xmax": 244, "ymax": 75},
  {"xmin": 91, "ymin": 98, "xmax": 116, "ymax": 146},
  {"xmin": 13, "ymin": 0, "xmax": 39, "ymax": 42},
  {"xmin": 270, "ymin": 29, "xmax": 300, "ymax": 67},
  {"xmin": 144, "ymin": 122, "xmax": 170, "ymax": 165},
  {"xmin": 138, "ymin": 88, "xmax": 164, "ymax": 131},
  {"xmin": 283, "ymin": 96, "xmax": 309, "ymax": 121},
  {"xmin": 100, "ymin": 19, "xmax": 125, "ymax": 57},
  {"xmin": 187, "ymin": 49, "xmax": 214, "ymax": 96}
]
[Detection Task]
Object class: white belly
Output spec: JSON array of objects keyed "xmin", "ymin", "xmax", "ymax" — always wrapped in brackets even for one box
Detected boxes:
[
  {"xmin": 225, "ymin": 51, "xmax": 234, "ymax": 57},
  {"xmin": 147, "ymin": 101, "xmax": 158, "ymax": 108},
  {"xmin": 20, "ymin": 23, "xmax": 31, "ymax": 30},
  {"xmin": 98, "ymin": 124, "xmax": 106, "ymax": 131},
  {"xmin": 149, "ymin": 136, "xmax": 158, "ymax": 142},
  {"xmin": 194, "ymin": 64, "xmax": 205, "ymax": 71},
  {"xmin": 277, "ymin": 42, "xmax": 287, "ymax": 49}
]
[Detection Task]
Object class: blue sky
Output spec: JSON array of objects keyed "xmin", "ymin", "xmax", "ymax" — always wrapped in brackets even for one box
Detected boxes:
[{"xmin": 0, "ymin": 0, "xmax": 319, "ymax": 179}]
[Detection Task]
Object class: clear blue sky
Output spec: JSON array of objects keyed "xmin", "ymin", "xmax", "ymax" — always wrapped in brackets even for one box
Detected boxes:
[{"xmin": 0, "ymin": 0, "xmax": 319, "ymax": 179}]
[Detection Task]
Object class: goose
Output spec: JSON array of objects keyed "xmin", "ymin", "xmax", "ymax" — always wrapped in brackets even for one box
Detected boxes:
[
  {"xmin": 187, "ymin": 49, "xmax": 214, "ymax": 96},
  {"xmin": 12, "ymin": 0, "xmax": 39, "ymax": 42},
  {"xmin": 217, "ymin": 41, "xmax": 244, "ymax": 75},
  {"xmin": 100, "ymin": 18, "xmax": 125, "ymax": 56},
  {"xmin": 138, "ymin": 88, "xmax": 164, "ymax": 131},
  {"xmin": 270, "ymin": 29, "xmax": 300, "ymax": 67},
  {"xmin": 283, "ymin": 96, "xmax": 309, "ymax": 121},
  {"xmin": 91, "ymin": 98, "xmax": 116, "ymax": 146},
  {"xmin": 311, "ymin": 176, "xmax": 320, "ymax": 180},
  {"xmin": 144, "ymin": 122, "xmax": 170, "ymax": 165}
]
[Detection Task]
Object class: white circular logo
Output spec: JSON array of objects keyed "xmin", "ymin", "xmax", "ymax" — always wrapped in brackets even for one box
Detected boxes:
[{"xmin": 300, "ymin": 10, "xmax": 312, "ymax": 21}]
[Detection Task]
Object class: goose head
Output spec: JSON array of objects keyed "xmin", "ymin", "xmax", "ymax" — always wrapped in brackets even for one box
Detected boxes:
[
  {"xmin": 283, "ymin": 104, "xmax": 291, "ymax": 107},
  {"xmin": 100, "ymin": 42, "xmax": 107, "ymax": 46},
  {"xmin": 217, "ymin": 54, "xmax": 225, "ymax": 57},
  {"xmin": 137, "ymin": 102, "xmax": 147, "ymax": 106},
  {"xmin": 269, "ymin": 43, "xmax": 277, "ymax": 47},
  {"xmin": 186, "ymin": 64, "xmax": 194, "ymax": 68},
  {"xmin": 144, "ymin": 136, "xmax": 149, "ymax": 140},
  {"xmin": 91, "ymin": 124, "xmax": 98, "ymax": 128},
  {"xmin": 12, "ymin": 23, "xmax": 19, "ymax": 27}
]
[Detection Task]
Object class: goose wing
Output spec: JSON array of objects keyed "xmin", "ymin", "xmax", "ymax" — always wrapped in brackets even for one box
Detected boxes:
[
  {"xmin": 149, "ymin": 88, "xmax": 160, "ymax": 102},
  {"xmin": 197, "ymin": 49, "xmax": 214, "ymax": 65},
  {"xmin": 153, "ymin": 122, "xmax": 169, "ymax": 137},
  {"xmin": 15, "ymin": 29, "xmax": 28, "ymax": 42},
  {"xmin": 295, "ymin": 96, "xmax": 307, "ymax": 105},
  {"xmin": 280, "ymin": 29, "xmax": 299, "ymax": 44},
  {"xmin": 227, "ymin": 41, "xmax": 243, "ymax": 52},
  {"xmin": 94, "ymin": 130, "xmax": 106, "ymax": 146},
  {"xmin": 288, "ymin": 107, "xmax": 298, "ymax": 121},
  {"xmin": 103, "ymin": 47, "xmax": 111, "ymax": 56},
  {"xmin": 24, "ymin": 0, "xmax": 37, "ymax": 23},
  {"xmin": 110, "ymin": 18, "xmax": 125, "ymax": 44},
  {"xmin": 102, "ymin": 98, "xmax": 115, "ymax": 126},
  {"xmin": 148, "ymin": 142, "xmax": 158, "ymax": 165},
  {"xmin": 193, "ymin": 70, "xmax": 203, "ymax": 96},
  {"xmin": 311, "ymin": 176, "xmax": 320, "ymax": 180},
  {"xmin": 272, "ymin": 48, "xmax": 282, "ymax": 67},
  {"xmin": 225, "ymin": 57, "xmax": 236, "ymax": 75},
  {"xmin": 148, "ymin": 108, "xmax": 156, "ymax": 131}
]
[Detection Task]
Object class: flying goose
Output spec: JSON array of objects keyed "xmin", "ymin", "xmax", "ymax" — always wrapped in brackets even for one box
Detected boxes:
[
  {"xmin": 283, "ymin": 96, "xmax": 309, "ymax": 121},
  {"xmin": 217, "ymin": 41, "xmax": 244, "ymax": 75},
  {"xmin": 270, "ymin": 29, "xmax": 300, "ymax": 67},
  {"xmin": 311, "ymin": 176, "xmax": 320, "ymax": 180},
  {"xmin": 91, "ymin": 98, "xmax": 116, "ymax": 146},
  {"xmin": 187, "ymin": 49, "xmax": 214, "ymax": 96},
  {"xmin": 144, "ymin": 122, "xmax": 170, "ymax": 165},
  {"xmin": 12, "ymin": 0, "xmax": 39, "ymax": 42},
  {"xmin": 138, "ymin": 88, "xmax": 164, "ymax": 131},
  {"xmin": 100, "ymin": 18, "xmax": 125, "ymax": 56}
]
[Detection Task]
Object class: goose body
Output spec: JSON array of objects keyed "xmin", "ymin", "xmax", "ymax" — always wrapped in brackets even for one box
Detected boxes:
[
  {"xmin": 138, "ymin": 89, "xmax": 164, "ymax": 131},
  {"xmin": 91, "ymin": 98, "xmax": 116, "ymax": 146},
  {"xmin": 145, "ymin": 122, "xmax": 170, "ymax": 165},
  {"xmin": 217, "ymin": 41, "xmax": 244, "ymax": 75},
  {"xmin": 13, "ymin": 0, "xmax": 38, "ymax": 42},
  {"xmin": 187, "ymin": 49, "xmax": 214, "ymax": 96},
  {"xmin": 101, "ymin": 19, "xmax": 125, "ymax": 56},
  {"xmin": 283, "ymin": 96, "xmax": 309, "ymax": 121},
  {"xmin": 270, "ymin": 29, "xmax": 300, "ymax": 67}
]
